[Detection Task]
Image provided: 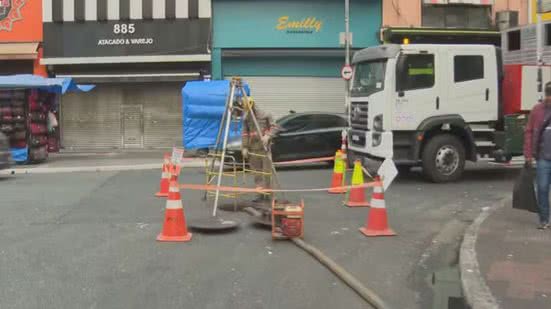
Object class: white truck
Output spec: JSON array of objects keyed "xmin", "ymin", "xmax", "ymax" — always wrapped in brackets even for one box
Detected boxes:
[{"xmin": 347, "ymin": 43, "xmax": 525, "ymax": 182}]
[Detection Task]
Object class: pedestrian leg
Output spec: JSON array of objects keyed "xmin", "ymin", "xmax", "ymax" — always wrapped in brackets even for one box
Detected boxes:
[{"xmin": 536, "ymin": 160, "xmax": 551, "ymax": 225}]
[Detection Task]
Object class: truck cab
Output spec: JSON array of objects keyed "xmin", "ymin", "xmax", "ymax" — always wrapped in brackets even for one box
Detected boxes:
[{"xmin": 348, "ymin": 44, "xmax": 502, "ymax": 182}]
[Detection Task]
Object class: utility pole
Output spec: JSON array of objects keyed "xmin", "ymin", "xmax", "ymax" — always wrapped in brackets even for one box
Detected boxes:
[
  {"xmin": 344, "ymin": 0, "xmax": 351, "ymax": 122},
  {"xmin": 345, "ymin": 0, "xmax": 350, "ymax": 69}
]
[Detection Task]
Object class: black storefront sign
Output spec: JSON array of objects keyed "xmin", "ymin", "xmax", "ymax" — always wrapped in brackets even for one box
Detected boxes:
[{"xmin": 44, "ymin": 19, "xmax": 210, "ymax": 58}]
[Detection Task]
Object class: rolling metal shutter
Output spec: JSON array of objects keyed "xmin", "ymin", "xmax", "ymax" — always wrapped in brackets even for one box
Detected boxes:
[
  {"xmin": 233, "ymin": 77, "xmax": 346, "ymax": 119},
  {"xmin": 61, "ymin": 83, "xmax": 182, "ymax": 150},
  {"xmin": 142, "ymin": 83, "xmax": 182, "ymax": 149},
  {"xmin": 61, "ymin": 85, "xmax": 122, "ymax": 149}
]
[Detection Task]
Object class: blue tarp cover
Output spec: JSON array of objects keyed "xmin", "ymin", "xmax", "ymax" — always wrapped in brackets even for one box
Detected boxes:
[
  {"xmin": 182, "ymin": 80, "xmax": 249, "ymax": 149},
  {"xmin": 10, "ymin": 147, "xmax": 28, "ymax": 163},
  {"xmin": 0, "ymin": 75, "xmax": 95, "ymax": 94}
]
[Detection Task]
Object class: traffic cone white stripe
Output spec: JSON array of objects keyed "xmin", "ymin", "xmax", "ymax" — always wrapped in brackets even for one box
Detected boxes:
[
  {"xmin": 169, "ymin": 184, "xmax": 179, "ymax": 193},
  {"xmin": 370, "ymin": 198, "xmax": 385, "ymax": 209},
  {"xmin": 166, "ymin": 199, "xmax": 183, "ymax": 210}
]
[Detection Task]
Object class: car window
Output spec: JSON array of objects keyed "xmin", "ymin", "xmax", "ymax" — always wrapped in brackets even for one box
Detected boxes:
[
  {"xmin": 281, "ymin": 115, "xmax": 311, "ymax": 132},
  {"xmin": 454, "ymin": 55, "xmax": 484, "ymax": 83},
  {"xmin": 396, "ymin": 54, "xmax": 435, "ymax": 92},
  {"xmin": 280, "ymin": 114, "xmax": 345, "ymax": 133},
  {"xmin": 276, "ymin": 114, "xmax": 296, "ymax": 126},
  {"xmin": 301, "ymin": 115, "xmax": 346, "ymax": 131}
]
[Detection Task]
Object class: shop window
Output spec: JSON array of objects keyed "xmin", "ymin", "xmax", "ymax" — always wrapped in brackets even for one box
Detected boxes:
[
  {"xmin": 454, "ymin": 56, "xmax": 484, "ymax": 83},
  {"xmin": 422, "ymin": 5, "xmax": 491, "ymax": 29},
  {"xmin": 396, "ymin": 54, "xmax": 435, "ymax": 92},
  {"xmin": 508, "ymin": 30, "xmax": 521, "ymax": 51}
]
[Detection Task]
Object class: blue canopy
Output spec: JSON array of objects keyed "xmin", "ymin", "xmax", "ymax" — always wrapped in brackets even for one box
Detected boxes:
[
  {"xmin": 0, "ymin": 74, "xmax": 95, "ymax": 94},
  {"xmin": 182, "ymin": 80, "xmax": 249, "ymax": 149}
]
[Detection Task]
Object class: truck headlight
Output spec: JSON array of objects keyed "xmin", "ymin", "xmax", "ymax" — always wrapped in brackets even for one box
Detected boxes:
[
  {"xmin": 372, "ymin": 132, "xmax": 382, "ymax": 147},
  {"xmin": 373, "ymin": 114, "xmax": 383, "ymax": 132}
]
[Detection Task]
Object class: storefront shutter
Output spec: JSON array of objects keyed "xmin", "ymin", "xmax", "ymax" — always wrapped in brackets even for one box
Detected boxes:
[
  {"xmin": 60, "ymin": 83, "xmax": 183, "ymax": 150},
  {"xmin": 141, "ymin": 83, "xmax": 183, "ymax": 149},
  {"xmin": 230, "ymin": 76, "xmax": 346, "ymax": 119},
  {"xmin": 61, "ymin": 85, "xmax": 122, "ymax": 150}
]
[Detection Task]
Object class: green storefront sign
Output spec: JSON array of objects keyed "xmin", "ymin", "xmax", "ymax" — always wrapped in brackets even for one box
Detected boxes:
[{"xmin": 212, "ymin": 0, "xmax": 382, "ymax": 79}]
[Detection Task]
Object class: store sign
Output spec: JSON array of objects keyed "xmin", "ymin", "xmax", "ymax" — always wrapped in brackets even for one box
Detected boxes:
[
  {"xmin": 44, "ymin": 19, "xmax": 210, "ymax": 58},
  {"xmin": 97, "ymin": 23, "xmax": 153, "ymax": 47},
  {"xmin": 0, "ymin": 0, "xmax": 25, "ymax": 32},
  {"xmin": 275, "ymin": 16, "xmax": 323, "ymax": 34}
]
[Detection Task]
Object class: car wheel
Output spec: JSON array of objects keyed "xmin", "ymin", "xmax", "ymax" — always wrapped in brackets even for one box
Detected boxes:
[{"xmin": 421, "ymin": 134, "xmax": 465, "ymax": 183}]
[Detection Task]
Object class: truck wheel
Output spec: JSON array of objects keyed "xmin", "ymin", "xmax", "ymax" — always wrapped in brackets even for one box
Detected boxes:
[{"xmin": 422, "ymin": 134, "xmax": 466, "ymax": 183}]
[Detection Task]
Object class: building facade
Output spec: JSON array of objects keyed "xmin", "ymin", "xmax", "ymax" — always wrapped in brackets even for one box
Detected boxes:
[
  {"xmin": 42, "ymin": 0, "xmax": 211, "ymax": 150},
  {"xmin": 0, "ymin": 0, "xmax": 46, "ymax": 76},
  {"xmin": 381, "ymin": 0, "xmax": 529, "ymax": 45},
  {"xmin": 212, "ymin": 0, "xmax": 382, "ymax": 119},
  {"xmin": 384, "ymin": 0, "xmax": 529, "ymax": 28}
]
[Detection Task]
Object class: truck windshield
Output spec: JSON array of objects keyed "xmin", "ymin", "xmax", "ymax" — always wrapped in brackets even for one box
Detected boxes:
[{"xmin": 351, "ymin": 60, "xmax": 387, "ymax": 97}]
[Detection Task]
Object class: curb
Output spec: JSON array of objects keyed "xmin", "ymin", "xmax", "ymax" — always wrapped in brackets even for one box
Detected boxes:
[
  {"xmin": 460, "ymin": 198, "xmax": 508, "ymax": 309},
  {"xmin": 0, "ymin": 160, "xmax": 205, "ymax": 175}
]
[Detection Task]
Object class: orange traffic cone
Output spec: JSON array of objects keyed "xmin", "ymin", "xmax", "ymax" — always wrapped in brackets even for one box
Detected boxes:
[
  {"xmin": 157, "ymin": 179, "xmax": 192, "ymax": 242},
  {"xmin": 359, "ymin": 178, "xmax": 396, "ymax": 237},
  {"xmin": 344, "ymin": 160, "xmax": 370, "ymax": 207},
  {"xmin": 328, "ymin": 150, "xmax": 346, "ymax": 194},
  {"xmin": 155, "ymin": 154, "xmax": 171, "ymax": 197},
  {"xmin": 168, "ymin": 163, "xmax": 181, "ymax": 182}
]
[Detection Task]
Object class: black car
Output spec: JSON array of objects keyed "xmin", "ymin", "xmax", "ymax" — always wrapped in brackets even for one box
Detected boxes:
[{"xmin": 227, "ymin": 112, "xmax": 347, "ymax": 163}]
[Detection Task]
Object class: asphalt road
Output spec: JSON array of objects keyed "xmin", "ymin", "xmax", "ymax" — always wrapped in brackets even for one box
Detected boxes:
[{"xmin": 0, "ymin": 164, "xmax": 518, "ymax": 309}]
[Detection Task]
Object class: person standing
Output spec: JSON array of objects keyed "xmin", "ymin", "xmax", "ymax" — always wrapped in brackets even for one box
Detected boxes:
[
  {"xmin": 241, "ymin": 100, "xmax": 276, "ymax": 202},
  {"xmin": 524, "ymin": 82, "xmax": 551, "ymax": 229}
]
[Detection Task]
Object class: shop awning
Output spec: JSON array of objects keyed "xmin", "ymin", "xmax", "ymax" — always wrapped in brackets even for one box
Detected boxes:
[
  {"xmin": 41, "ymin": 54, "xmax": 211, "ymax": 65},
  {"xmin": 56, "ymin": 72, "xmax": 201, "ymax": 83},
  {"xmin": 0, "ymin": 74, "xmax": 95, "ymax": 94},
  {"xmin": 0, "ymin": 43, "xmax": 40, "ymax": 60}
]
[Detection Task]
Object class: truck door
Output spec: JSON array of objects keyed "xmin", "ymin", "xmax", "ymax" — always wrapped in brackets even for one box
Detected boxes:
[
  {"xmin": 446, "ymin": 49, "xmax": 498, "ymax": 122},
  {"xmin": 394, "ymin": 50, "xmax": 442, "ymax": 130}
]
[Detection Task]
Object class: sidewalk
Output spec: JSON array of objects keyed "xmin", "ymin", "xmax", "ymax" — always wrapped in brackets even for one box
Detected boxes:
[
  {"xmin": 0, "ymin": 151, "xmax": 205, "ymax": 175},
  {"xmin": 462, "ymin": 200, "xmax": 551, "ymax": 309}
]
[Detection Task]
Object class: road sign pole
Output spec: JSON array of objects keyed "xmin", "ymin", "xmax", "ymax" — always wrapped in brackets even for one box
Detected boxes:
[
  {"xmin": 345, "ymin": 0, "xmax": 350, "ymax": 68},
  {"xmin": 344, "ymin": 0, "xmax": 351, "ymax": 132}
]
